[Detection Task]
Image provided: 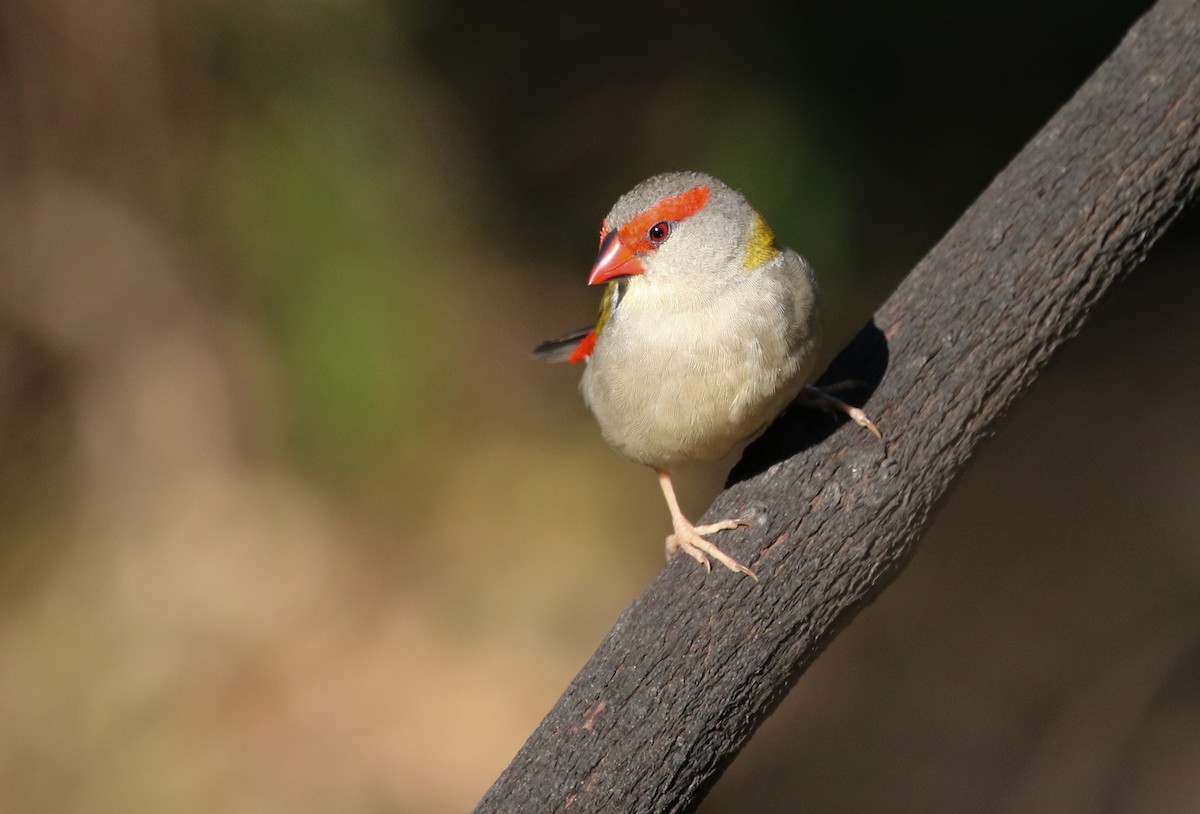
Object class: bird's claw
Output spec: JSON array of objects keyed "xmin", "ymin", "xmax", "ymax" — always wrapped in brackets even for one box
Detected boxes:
[
  {"xmin": 666, "ymin": 520, "xmax": 757, "ymax": 580},
  {"xmin": 801, "ymin": 384, "xmax": 882, "ymax": 440}
]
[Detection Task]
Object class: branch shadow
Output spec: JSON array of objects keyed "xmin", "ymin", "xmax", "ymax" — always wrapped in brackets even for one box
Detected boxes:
[{"xmin": 728, "ymin": 318, "xmax": 890, "ymax": 486}]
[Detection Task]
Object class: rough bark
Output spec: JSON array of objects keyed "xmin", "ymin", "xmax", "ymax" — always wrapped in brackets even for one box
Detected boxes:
[{"xmin": 476, "ymin": 0, "xmax": 1200, "ymax": 811}]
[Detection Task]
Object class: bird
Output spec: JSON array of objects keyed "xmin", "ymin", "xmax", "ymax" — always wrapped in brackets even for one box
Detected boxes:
[{"xmin": 535, "ymin": 171, "xmax": 879, "ymax": 579}]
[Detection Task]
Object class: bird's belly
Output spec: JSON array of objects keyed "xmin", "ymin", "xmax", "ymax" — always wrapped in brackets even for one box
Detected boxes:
[{"xmin": 581, "ymin": 332, "xmax": 806, "ymax": 469}]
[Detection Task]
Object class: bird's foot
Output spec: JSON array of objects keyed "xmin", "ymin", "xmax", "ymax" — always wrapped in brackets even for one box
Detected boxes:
[
  {"xmin": 666, "ymin": 517, "xmax": 757, "ymax": 579},
  {"xmin": 800, "ymin": 384, "xmax": 882, "ymax": 440}
]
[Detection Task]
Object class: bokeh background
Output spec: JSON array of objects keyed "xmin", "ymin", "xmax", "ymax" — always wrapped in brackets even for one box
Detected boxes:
[{"xmin": 2, "ymin": 0, "xmax": 1198, "ymax": 812}]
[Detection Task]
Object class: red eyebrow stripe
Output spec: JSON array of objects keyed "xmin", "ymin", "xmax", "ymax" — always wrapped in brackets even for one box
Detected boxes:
[{"xmin": 617, "ymin": 185, "xmax": 711, "ymax": 248}]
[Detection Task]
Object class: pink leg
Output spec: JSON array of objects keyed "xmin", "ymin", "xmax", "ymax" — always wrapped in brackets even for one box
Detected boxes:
[{"xmin": 657, "ymin": 470, "xmax": 756, "ymax": 579}]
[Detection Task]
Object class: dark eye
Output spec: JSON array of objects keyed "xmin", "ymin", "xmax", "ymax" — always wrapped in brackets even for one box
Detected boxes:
[{"xmin": 647, "ymin": 221, "xmax": 671, "ymax": 243}]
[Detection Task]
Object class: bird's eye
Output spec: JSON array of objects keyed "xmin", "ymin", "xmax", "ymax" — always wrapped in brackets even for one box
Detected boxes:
[{"xmin": 647, "ymin": 221, "xmax": 671, "ymax": 243}]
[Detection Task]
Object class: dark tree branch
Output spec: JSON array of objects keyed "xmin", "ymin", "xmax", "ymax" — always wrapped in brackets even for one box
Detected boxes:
[{"xmin": 476, "ymin": 1, "xmax": 1200, "ymax": 811}]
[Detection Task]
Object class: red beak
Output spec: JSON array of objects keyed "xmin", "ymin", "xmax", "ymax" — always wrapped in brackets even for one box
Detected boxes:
[{"xmin": 588, "ymin": 231, "xmax": 646, "ymax": 285}]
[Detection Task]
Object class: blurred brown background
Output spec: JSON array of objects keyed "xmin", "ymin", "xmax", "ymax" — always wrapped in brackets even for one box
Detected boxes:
[{"xmin": 1, "ymin": 0, "xmax": 1198, "ymax": 812}]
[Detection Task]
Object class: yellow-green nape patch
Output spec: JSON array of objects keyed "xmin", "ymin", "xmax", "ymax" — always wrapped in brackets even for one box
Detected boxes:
[{"xmin": 743, "ymin": 215, "xmax": 780, "ymax": 270}]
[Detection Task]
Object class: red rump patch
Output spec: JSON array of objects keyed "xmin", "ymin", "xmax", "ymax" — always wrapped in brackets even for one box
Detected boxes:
[
  {"xmin": 568, "ymin": 330, "xmax": 596, "ymax": 364},
  {"xmin": 619, "ymin": 185, "xmax": 711, "ymax": 255}
]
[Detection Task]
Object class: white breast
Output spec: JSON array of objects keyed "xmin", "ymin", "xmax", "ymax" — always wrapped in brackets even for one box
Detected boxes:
[{"xmin": 580, "ymin": 249, "xmax": 822, "ymax": 469}]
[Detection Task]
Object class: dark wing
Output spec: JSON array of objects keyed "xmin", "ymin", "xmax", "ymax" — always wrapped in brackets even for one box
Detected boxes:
[{"xmin": 532, "ymin": 327, "xmax": 595, "ymax": 363}]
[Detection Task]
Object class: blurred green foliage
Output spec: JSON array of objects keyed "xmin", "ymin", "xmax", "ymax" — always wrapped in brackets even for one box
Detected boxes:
[{"xmin": 182, "ymin": 2, "xmax": 483, "ymax": 474}]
